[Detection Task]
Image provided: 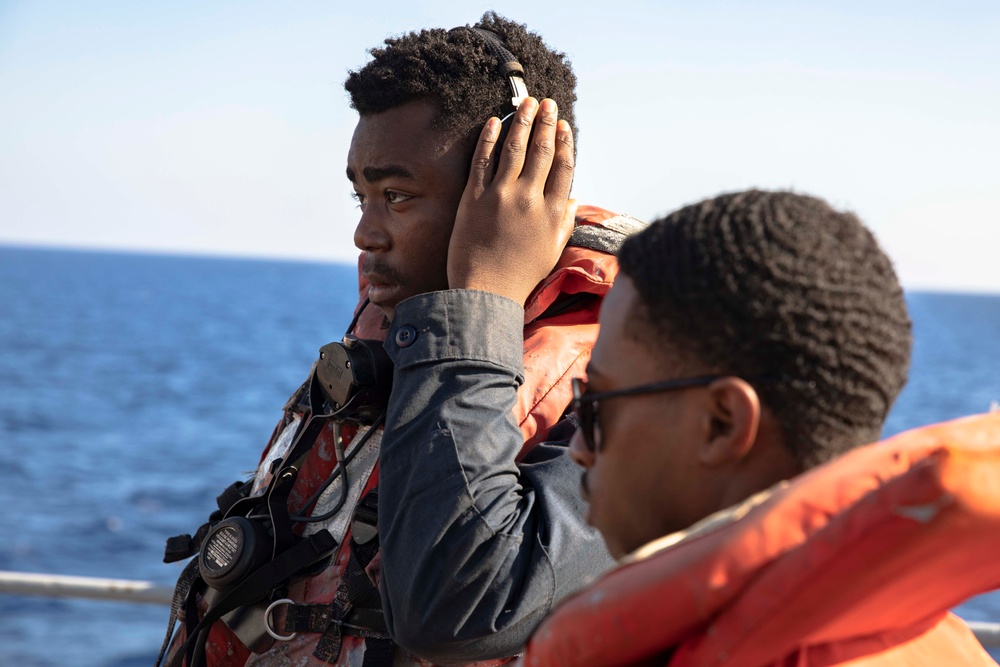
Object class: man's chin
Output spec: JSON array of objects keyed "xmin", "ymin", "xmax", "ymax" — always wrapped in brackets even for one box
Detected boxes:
[
  {"xmin": 585, "ymin": 508, "xmax": 620, "ymax": 559},
  {"xmin": 367, "ymin": 286, "xmax": 401, "ymax": 321},
  {"xmin": 604, "ymin": 537, "xmax": 626, "ymax": 562}
]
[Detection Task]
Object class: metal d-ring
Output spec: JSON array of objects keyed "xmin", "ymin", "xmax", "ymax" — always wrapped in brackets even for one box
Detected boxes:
[{"xmin": 265, "ymin": 598, "xmax": 298, "ymax": 641}]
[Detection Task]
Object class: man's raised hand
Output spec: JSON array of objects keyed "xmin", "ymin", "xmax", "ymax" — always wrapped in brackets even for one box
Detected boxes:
[{"xmin": 448, "ymin": 97, "xmax": 577, "ymax": 306}]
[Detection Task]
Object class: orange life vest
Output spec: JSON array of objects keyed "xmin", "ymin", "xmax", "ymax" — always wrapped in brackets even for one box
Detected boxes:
[
  {"xmin": 520, "ymin": 412, "xmax": 1000, "ymax": 667},
  {"xmin": 183, "ymin": 205, "xmax": 634, "ymax": 666}
]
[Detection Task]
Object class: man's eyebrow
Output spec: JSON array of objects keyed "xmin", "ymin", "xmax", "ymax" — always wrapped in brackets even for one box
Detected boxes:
[{"xmin": 345, "ymin": 164, "xmax": 414, "ymax": 183}]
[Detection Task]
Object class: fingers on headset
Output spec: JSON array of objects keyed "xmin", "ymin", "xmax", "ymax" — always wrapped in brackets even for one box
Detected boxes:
[
  {"xmin": 545, "ymin": 119, "xmax": 575, "ymax": 199},
  {"xmin": 496, "ymin": 97, "xmax": 538, "ymax": 177},
  {"xmin": 521, "ymin": 98, "xmax": 559, "ymax": 184},
  {"xmin": 468, "ymin": 117, "xmax": 501, "ymax": 191}
]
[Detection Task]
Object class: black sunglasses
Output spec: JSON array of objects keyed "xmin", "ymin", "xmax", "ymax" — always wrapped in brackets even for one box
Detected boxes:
[{"xmin": 571, "ymin": 375, "xmax": 725, "ymax": 452}]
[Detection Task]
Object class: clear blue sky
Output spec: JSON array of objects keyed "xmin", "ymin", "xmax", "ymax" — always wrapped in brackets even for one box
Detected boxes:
[{"xmin": 1, "ymin": 1, "xmax": 998, "ymax": 292}]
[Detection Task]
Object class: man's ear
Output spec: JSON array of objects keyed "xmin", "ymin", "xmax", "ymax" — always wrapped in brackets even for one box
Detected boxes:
[{"xmin": 698, "ymin": 377, "xmax": 761, "ymax": 467}]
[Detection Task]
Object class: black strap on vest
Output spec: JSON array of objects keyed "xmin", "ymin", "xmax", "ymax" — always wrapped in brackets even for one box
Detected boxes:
[
  {"xmin": 280, "ymin": 489, "xmax": 395, "ymax": 666},
  {"xmin": 163, "ymin": 528, "xmax": 338, "ymax": 667},
  {"xmin": 157, "ymin": 372, "xmax": 343, "ymax": 667},
  {"xmin": 161, "ymin": 367, "xmax": 329, "ymax": 567},
  {"xmin": 158, "ymin": 300, "xmax": 396, "ymax": 666},
  {"xmin": 163, "ymin": 479, "xmax": 252, "ymax": 564},
  {"xmin": 156, "ymin": 478, "xmax": 254, "ymax": 667}
]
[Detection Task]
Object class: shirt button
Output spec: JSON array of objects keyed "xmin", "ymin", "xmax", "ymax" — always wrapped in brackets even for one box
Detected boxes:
[{"xmin": 395, "ymin": 325, "xmax": 417, "ymax": 348}]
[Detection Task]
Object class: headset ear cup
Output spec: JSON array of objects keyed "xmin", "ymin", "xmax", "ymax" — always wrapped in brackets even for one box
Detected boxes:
[{"xmin": 199, "ymin": 516, "xmax": 273, "ymax": 591}]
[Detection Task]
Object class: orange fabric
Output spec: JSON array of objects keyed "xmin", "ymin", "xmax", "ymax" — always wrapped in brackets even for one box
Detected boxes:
[
  {"xmin": 181, "ymin": 206, "xmax": 623, "ymax": 666},
  {"xmin": 766, "ymin": 613, "xmax": 994, "ymax": 667},
  {"xmin": 521, "ymin": 413, "xmax": 1000, "ymax": 667},
  {"xmin": 517, "ymin": 205, "xmax": 622, "ymax": 450}
]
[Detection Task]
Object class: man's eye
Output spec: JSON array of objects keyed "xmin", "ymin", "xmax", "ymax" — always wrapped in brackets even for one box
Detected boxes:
[
  {"xmin": 386, "ymin": 191, "xmax": 412, "ymax": 205},
  {"xmin": 350, "ymin": 191, "xmax": 365, "ymax": 209}
]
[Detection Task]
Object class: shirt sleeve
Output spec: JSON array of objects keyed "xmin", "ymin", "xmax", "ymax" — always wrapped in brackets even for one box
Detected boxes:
[{"xmin": 376, "ymin": 289, "xmax": 615, "ymax": 663}]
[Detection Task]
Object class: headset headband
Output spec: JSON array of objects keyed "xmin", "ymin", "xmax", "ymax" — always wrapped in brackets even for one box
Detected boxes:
[{"xmin": 449, "ymin": 26, "xmax": 530, "ymax": 113}]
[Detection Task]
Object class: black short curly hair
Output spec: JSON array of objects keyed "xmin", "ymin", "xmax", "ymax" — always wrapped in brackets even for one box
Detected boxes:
[
  {"xmin": 618, "ymin": 189, "xmax": 913, "ymax": 470},
  {"xmin": 344, "ymin": 12, "xmax": 577, "ymax": 152}
]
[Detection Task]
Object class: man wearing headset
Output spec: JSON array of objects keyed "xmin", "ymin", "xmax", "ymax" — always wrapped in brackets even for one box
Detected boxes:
[{"xmin": 162, "ymin": 12, "xmax": 633, "ymax": 667}]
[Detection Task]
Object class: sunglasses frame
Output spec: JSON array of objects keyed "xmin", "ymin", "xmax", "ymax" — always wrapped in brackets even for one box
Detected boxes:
[{"xmin": 571, "ymin": 375, "xmax": 727, "ymax": 452}]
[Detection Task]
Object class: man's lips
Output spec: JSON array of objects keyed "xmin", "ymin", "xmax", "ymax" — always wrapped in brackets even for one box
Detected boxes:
[
  {"xmin": 364, "ymin": 275, "xmax": 400, "ymax": 308},
  {"xmin": 364, "ymin": 273, "xmax": 394, "ymax": 289},
  {"xmin": 361, "ymin": 255, "xmax": 404, "ymax": 301}
]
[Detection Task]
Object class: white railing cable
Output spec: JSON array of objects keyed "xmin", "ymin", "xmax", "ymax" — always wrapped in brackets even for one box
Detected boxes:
[
  {"xmin": 968, "ymin": 621, "xmax": 1000, "ymax": 648},
  {"xmin": 0, "ymin": 570, "xmax": 173, "ymax": 605},
  {"xmin": 0, "ymin": 570, "xmax": 998, "ymax": 648}
]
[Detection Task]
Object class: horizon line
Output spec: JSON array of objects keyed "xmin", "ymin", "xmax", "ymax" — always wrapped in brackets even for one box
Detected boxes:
[{"xmin": 3, "ymin": 240, "xmax": 998, "ymax": 297}]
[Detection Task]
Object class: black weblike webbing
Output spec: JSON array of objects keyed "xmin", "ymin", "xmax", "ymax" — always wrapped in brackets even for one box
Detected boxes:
[{"xmin": 165, "ymin": 528, "xmax": 338, "ymax": 667}]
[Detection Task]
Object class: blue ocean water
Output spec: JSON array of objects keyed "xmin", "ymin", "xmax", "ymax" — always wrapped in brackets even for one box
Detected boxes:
[{"xmin": 0, "ymin": 245, "xmax": 998, "ymax": 666}]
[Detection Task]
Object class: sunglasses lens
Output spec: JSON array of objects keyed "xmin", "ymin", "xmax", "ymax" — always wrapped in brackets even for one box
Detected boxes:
[
  {"xmin": 580, "ymin": 402, "xmax": 598, "ymax": 452},
  {"xmin": 572, "ymin": 379, "xmax": 598, "ymax": 452}
]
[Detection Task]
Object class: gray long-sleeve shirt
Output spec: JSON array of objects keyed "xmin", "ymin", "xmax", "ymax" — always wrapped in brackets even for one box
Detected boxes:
[{"xmin": 377, "ymin": 289, "xmax": 615, "ymax": 664}]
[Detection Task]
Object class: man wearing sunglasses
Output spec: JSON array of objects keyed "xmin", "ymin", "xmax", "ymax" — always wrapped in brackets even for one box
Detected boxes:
[
  {"xmin": 561, "ymin": 189, "xmax": 914, "ymax": 560},
  {"xmin": 506, "ymin": 191, "xmax": 998, "ymax": 665}
]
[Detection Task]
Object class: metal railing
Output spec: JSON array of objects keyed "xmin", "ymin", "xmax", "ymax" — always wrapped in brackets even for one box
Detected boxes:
[
  {"xmin": 968, "ymin": 621, "xmax": 1000, "ymax": 648},
  {"xmin": 1, "ymin": 570, "xmax": 998, "ymax": 648},
  {"xmin": 0, "ymin": 570, "xmax": 173, "ymax": 605}
]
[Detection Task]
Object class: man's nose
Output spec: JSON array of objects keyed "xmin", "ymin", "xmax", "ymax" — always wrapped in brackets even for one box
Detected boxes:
[
  {"xmin": 353, "ymin": 206, "xmax": 390, "ymax": 252},
  {"xmin": 568, "ymin": 427, "xmax": 595, "ymax": 468}
]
